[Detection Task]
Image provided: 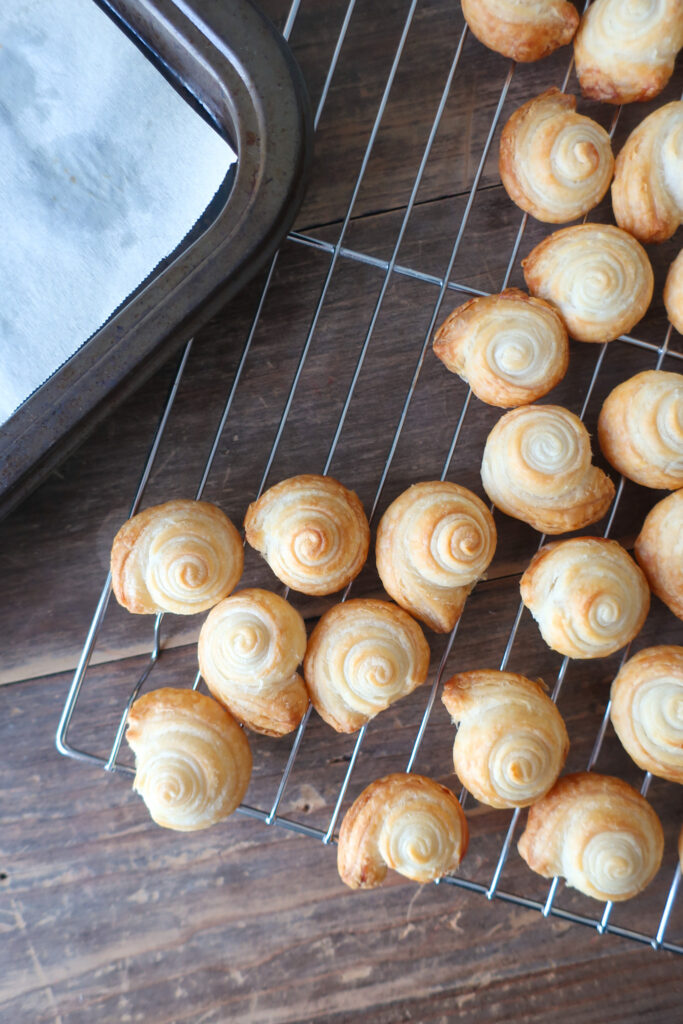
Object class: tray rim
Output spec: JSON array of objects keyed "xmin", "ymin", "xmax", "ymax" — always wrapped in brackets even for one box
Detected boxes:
[{"xmin": 0, "ymin": 0, "xmax": 312, "ymax": 519}]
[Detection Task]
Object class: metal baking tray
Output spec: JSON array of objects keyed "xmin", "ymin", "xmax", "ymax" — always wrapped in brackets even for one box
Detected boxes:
[{"xmin": 0, "ymin": 0, "xmax": 311, "ymax": 520}]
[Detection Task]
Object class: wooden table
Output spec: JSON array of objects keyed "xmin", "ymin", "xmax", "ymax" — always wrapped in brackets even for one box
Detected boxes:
[{"xmin": 2, "ymin": 2, "xmax": 682, "ymax": 1020}]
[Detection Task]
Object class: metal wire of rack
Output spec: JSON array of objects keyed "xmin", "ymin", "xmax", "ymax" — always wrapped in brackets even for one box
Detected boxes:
[{"xmin": 56, "ymin": 0, "xmax": 683, "ymax": 954}]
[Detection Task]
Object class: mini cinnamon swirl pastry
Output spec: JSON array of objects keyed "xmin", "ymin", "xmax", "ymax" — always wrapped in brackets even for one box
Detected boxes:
[
  {"xmin": 244, "ymin": 474, "xmax": 370, "ymax": 596},
  {"xmin": 481, "ymin": 405, "xmax": 615, "ymax": 534},
  {"xmin": 337, "ymin": 773, "xmax": 468, "ymax": 889},
  {"xmin": 499, "ymin": 89, "xmax": 614, "ymax": 223},
  {"xmin": 442, "ymin": 671, "xmax": 569, "ymax": 809},
  {"xmin": 520, "ymin": 537, "xmax": 650, "ymax": 659},
  {"xmin": 664, "ymin": 251, "xmax": 683, "ymax": 335},
  {"xmin": 111, "ymin": 499, "xmax": 243, "ymax": 615},
  {"xmin": 598, "ymin": 370, "xmax": 683, "ymax": 491},
  {"xmin": 198, "ymin": 588, "xmax": 308, "ymax": 737},
  {"xmin": 523, "ymin": 224, "xmax": 654, "ymax": 343},
  {"xmin": 610, "ymin": 646, "xmax": 683, "ymax": 784},
  {"xmin": 574, "ymin": 0, "xmax": 683, "ymax": 105},
  {"xmin": 126, "ymin": 688, "xmax": 252, "ymax": 831},
  {"xmin": 433, "ymin": 289, "xmax": 569, "ymax": 407},
  {"xmin": 375, "ymin": 481, "xmax": 496, "ymax": 633},
  {"xmin": 461, "ymin": 0, "xmax": 579, "ymax": 63},
  {"xmin": 635, "ymin": 491, "xmax": 683, "ymax": 621},
  {"xmin": 612, "ymin": 102, "xmax": 683, "ymax": 244},
  {"xmin": 303, "ymin": 599, "xmax": 430, "ymax": 733},
  {"xmin": 518, "ymin": 772, "xmax": 664, "ymax": 902}
]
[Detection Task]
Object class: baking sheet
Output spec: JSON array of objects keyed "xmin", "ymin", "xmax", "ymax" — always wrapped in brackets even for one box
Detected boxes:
[{"xmin": 0, "ymin": 0, "xmax": 236, "ymax": 425}]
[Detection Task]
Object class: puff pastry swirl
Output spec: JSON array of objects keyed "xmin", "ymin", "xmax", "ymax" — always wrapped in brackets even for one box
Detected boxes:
[
  {"xmin": 433, "ymin": 289, "xmax": 569, "ymax": 407},
  {"xmin": 244, "ymin": 474, "xmax": 370, "ymax": 596},
  {"xmin": 198, "ymin": 588, "xmax": 308, "ymax": 737},
  {"xmin": 461, "ymin": 0, "xmax": 579, "ymax": 63},
  {"xmin": 375, "ymin": 481, "xmax": 497, "ymax": 633},
  {"xmin": 664, "ymin": 251, "xmax": 683, "ymax": 336},
  {"xmin": 337, "ymin": 773, "xmax": 468, "ymax": 889},
  {"xmin": 442, "ymin": 671, "xmax": 569, "ymax": 809},
  {"xmin": 523, "ymin": 224, "xmax": 654, "ymax": 343},
  {"xmin": 574, "ymin": 0, "xmax": 683, "ymax": 105},
  {"xmin": 520, "ymin": 537, "xmax": 650, "ymax": 659},
  {"xmin": 635, "ymin": 490, "xmax": 683, "ymax": 622},
  {"xmin": 612, "ymin": 101, "xmax": 683, "ymax": 244},
  {"xmin": 598, "ymin": 370, "xmax": 683, "ymax": 491},
  {"xmin": 111, "ymin": 499, "xmax": 243, "ymax": 615},
  {"xmin": 481, "ymin": 404, "xmax": 615, "ymax": 535},
  {"xmin": 499, "ymin": 89, "xmax": 614, "ymax": 223},
  {"xmin": 518, "ymin": 772, "xmax": 664, "ymax": 902},
  {"xmin": 126, "ymin": 688, "xmax": 252, "ymax": 831},
  {"xmin": 303, "ymin": 598, "xmax": 430, "ymax": 733},
  {"xmin": 610, "ymin": 646, "xmax": 683, "ymax": 784}
]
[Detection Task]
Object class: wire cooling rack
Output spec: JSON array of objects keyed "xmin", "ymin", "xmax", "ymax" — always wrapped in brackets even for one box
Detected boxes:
[{"xmin": 57, "ymin": 0, "xmax": 683, "ymax": 953}]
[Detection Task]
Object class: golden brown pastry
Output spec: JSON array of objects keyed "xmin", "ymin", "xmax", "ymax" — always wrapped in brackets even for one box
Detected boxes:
[
  {"xmin": 574, "ymin": 0, "xmax": 683, "ymax": 105},
  {"xmin": 518, "ymin": 772, "xmax": 664, "ymax": 902},
  {"xmin": 337, "ymin": 773, "xmax": 468, "ymax": 889},
  {"xmin": 523, "ymin": 224, "xmax": 654, "ymax": 343},
  {"xmin": 664, "ymin": 250, "xmax": 683, "ymax": 335},
  {"xmin": 635, "ymin": 490, "xmax": 683, "ymax": 621},
  {"xmin": 244, "ymin": 474, "xmax": 370, "ymax": 596},
  {"xmin": 303, "ymin": 598, "xmax": 430, "ymax": 733},
  {"xmin": 520, "ymin": 537, "xmax": 650, "ymax": 659},
  {"xmin": 125, "ymin": 688, "xmax": 252, "ymax": 831},
  {"xmin": 111, "ymin": 499, "xmax": 243, "ymax": 615},
  {"xmin": 598, "ymin": 370, "xmax": 683, "ymax": 491},
  {"xmin": 480, "ymin": 404, "xmax": 615, "ymax": 534},
  {"xmin": 433, "ymin": 288, "xmax": 569, "ymax": 407},
  {"xmin": 610, "ymin": 646, "xmax": 683, "ymax": 784},
  {"xmin": 499, "ymin": 89, "xmax": 614, "ymax": 223},
  {"xmin": 198, "ymin": 588, "xmax": 308, "ymax": 737},
  {"xmin": 442, "ymin": 670, "xmax": 569, "ymax": 808},
  {"xmin": 612, "ymin": 102, "xmax": 683, "ymax": 244},
  {"xmin": 461, "ymin": 0, "xmax": 579, "ymax": 63},
  {"xmin": 375, "ymin": 481, "xmax": 497, "ymax": 633}
]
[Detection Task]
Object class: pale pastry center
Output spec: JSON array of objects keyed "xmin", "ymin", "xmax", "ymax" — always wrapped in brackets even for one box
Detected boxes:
[
  {"xmin": 580, "ymin": 831, "xmax": 647, "ymax": 897},
  {"xmin": 633, "ymin": 677, "xmax": 683, "ymax": 760},
  {"xmin": 379, "ymin": 807, "xmax": 454, "ymax": 881},
  {"xmin": 520, "ymin": 413, "xmax": 580, "ymax": 476},
  {"xmin": 488, "ymin": 730, "xmax": 554, "ymax": 803}
]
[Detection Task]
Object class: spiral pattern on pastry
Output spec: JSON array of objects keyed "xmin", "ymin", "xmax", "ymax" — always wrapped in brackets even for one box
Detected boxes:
[
  {"xmin": 499, "ymin": 89, "xmax": 614, "ymax": 223},
  {"xmin": 442, "ymin": 671, "xmax": 569, "ymax": 808},
  {"xmin": 635, "ymin": 491, "xmax": 683, "ymax": 622},
  {"xmin": 610, "ymin": 646, "xmax": 683, "ymax": 784},
  {"xmin": 574, "ymin": 0, "xmax": 683, "ymax": 105},
  {"xmin": 518, "ymin": 772, "xmax": 664, "ymax": 901},
  {"xmin": 337, "ymin": 773, "xmax": 468, "ymax": 888},
  {"xmin": 198, "ymin": 588, "xmax": 308, "ymax": 736},
  {"xmin": 110, "ymin": 499, "xmax": 243, "ymax": 615},
  {"xmin": 598, "ymin": 370, "xmax": 683, "ymax": 491},
  {"xmin": 611, "ymin": 101, "xmax": 683, "ymax": 244},
  {"xmin": 520, "ymin": 537, "xmax": 650, "ymax": 659},
  {"xmin": 433, "ymin": 288, "xmax": 569, "ymax": 407},
  {"xmin": 461, "ymin": 0, "xmax": 579, "ymax": 63},
  {"xmin": 664, "ymin": 251, "xmax": 683, "ymax": 336},
  {"xmin": 481, "ymin": 405, "xmax": 615, "ymax": 535},
  {"xmin": 125, "ymin": 688, "xmax": 252, "ymax": 831},
  {"xmin": 523, "ymin": 224, "xmax": 654, "ymax": 343},
  {"xmin": 303, "ymin": 599, "xmax": 430, "ymax": 733},
  {"xmin": 244, "ymin": 474, "xmax": 370, "ymax": 596},
  {"xmin": 375, "ymin": 481, "xmax": 496, "ymax": 633}
]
